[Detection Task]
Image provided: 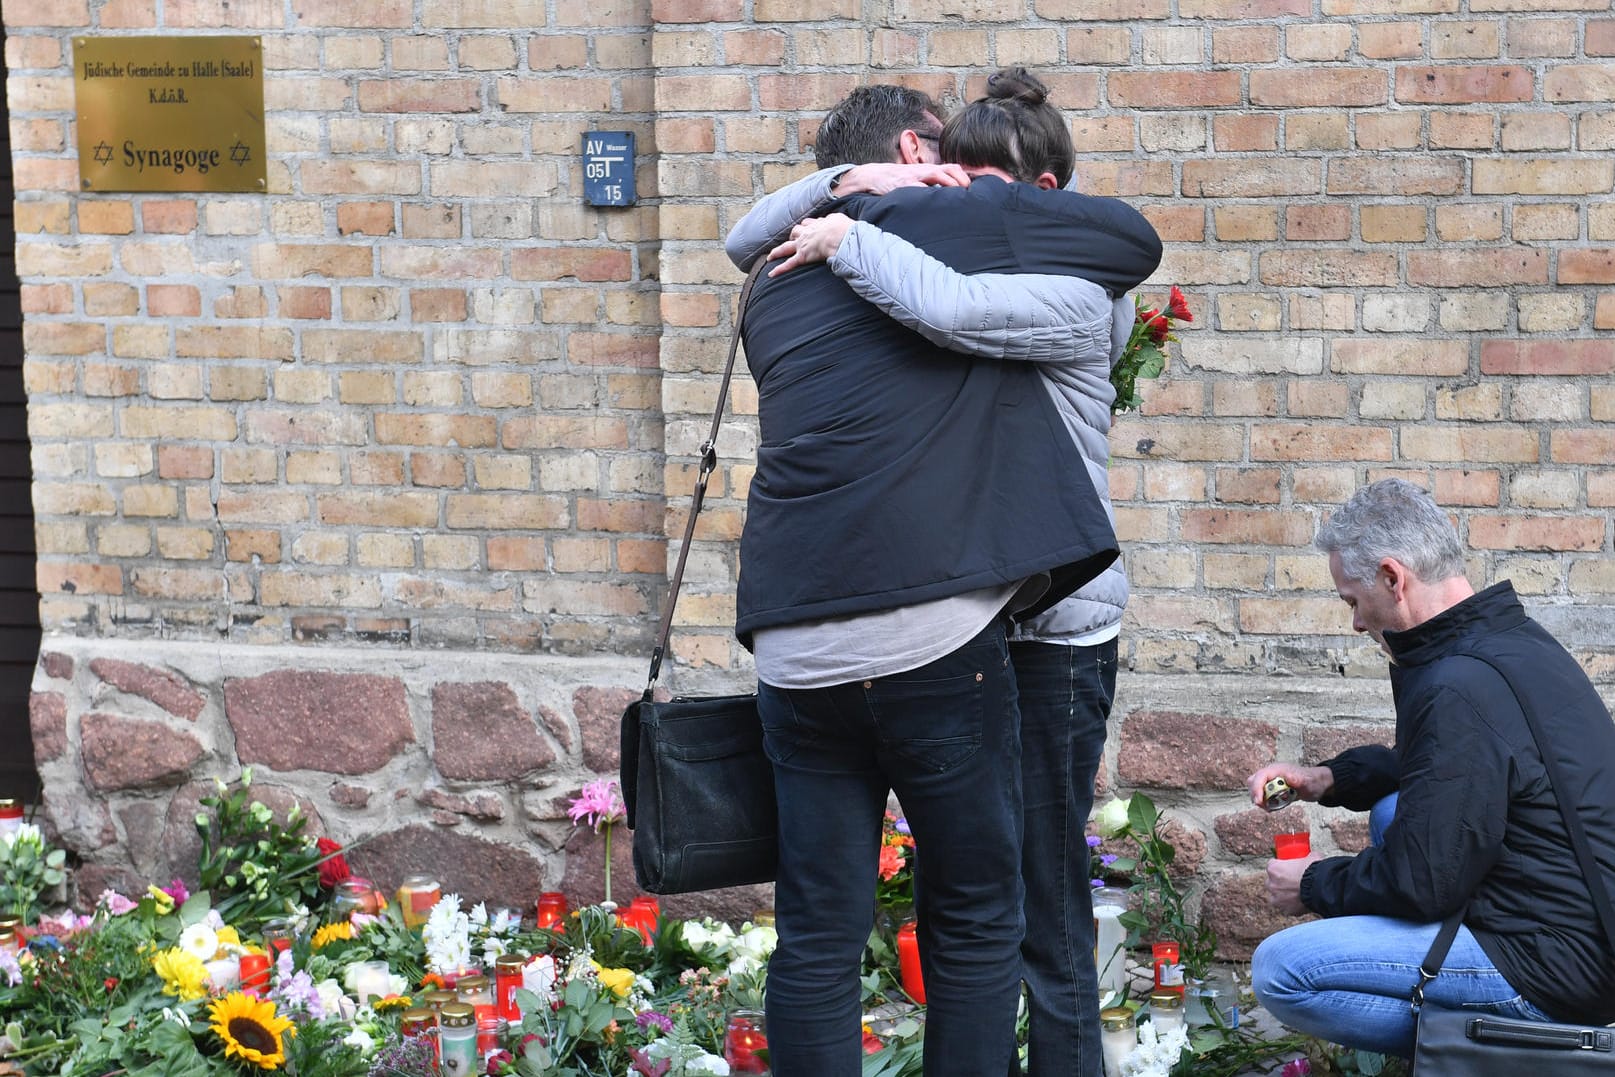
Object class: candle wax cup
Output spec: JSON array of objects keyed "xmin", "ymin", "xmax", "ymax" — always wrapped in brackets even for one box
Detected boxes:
[{"xmin": 1274, "ymin": 832, "xmax": 1311, "ymax": 859}]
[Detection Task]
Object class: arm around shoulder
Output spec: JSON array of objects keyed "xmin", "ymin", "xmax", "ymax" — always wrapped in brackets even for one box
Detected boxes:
[{"xmin": 724, "ymin": 165, "xmax": 853, "ymax": 271}]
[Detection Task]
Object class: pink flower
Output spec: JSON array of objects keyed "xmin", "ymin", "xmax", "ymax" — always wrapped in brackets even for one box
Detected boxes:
[
  {"xmin": 568, "ymin": 779, "xmax": 626, "ymax": 833},
  {"xmin": 98, "ymin": 890, "xmax": 138, "ymax": 916},
  {"xmin": 161, "ymin": 878, "xmax": 190, "ymax": 905},
  {"xmin": 1281, "ymin": 1060, "xmax": 1312, "ymax": 1077},
  {"xmin": 36, "ymin": 910, "xmax": 94, "ymax": 937}
]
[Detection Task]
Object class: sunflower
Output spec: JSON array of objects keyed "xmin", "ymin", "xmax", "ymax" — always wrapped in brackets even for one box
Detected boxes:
[
  {"xmin": 310, "ymin": 921, "xmax": 353, "ymax": 949},
  {"xmin": 209, "ymin": 992, "xmax": 296, "ymax": 1070},
  {"xmin": 152, "ymin": 946, "xmax": 209, "ymax": 1001}
]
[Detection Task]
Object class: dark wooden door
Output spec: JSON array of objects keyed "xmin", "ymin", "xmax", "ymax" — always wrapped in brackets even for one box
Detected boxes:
[{"xmin": 0, "ymin": 26, "xmax": 44, "ymax": 804}]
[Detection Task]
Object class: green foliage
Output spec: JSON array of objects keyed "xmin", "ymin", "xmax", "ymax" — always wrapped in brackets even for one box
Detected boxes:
[
  {"xmin": 195, "ymin": 769, "xmax": 327, "ymax": 932},
  {"xmin": 278, "ymin": 1015, "xmax": 371, "ymax": 1077},
  {"xmin": 1112, "ymin": 794, "xmax": 1219, "ymax": 980}
]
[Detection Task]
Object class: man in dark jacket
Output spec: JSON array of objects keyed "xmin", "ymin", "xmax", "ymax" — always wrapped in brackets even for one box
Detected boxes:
[
  {"xmin": 1248, "ymin": 478, "xmax": 1615, "ymax": 1056},
  {"xmin": 735, "ymin": 83, "xmax": 1161, "ymax": 1077}
]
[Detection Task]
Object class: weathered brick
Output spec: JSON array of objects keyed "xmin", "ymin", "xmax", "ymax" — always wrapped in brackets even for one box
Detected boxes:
[
  {"xmin": 1396, "ymin": 64, "xmax": 1534, "ymax": 103},
  {"xmin": 1251, "ymin": 67, "xmax": 1386, "ymax": 106},
  {"xmin": 1182, "ymin": 509, "xmax": 1315, "ymax": 545},
  {"xmin": 1408, "ymin": 249, "xmax": 1549, "ymax": 287},
  {"xmin": 1469, "ymin": 515, "xmax": 1604, "ymax": 551},
  {"xmin": 1473, "ymin": 158, "xmax": 1614, "ymax": 194},
  {"xmin": 1253, "ymin": 424, "xmax": 1394, "ymax": 462},
  {"xmin": 1402, "ymin": 425, "xmax": 1540, "ymax": 463},
  {"xmin": 1481, "ymin": 340, "xmax": 1615, "ymax": 375},
  {"xmin": 1329, "ymin": 158, "xmax": 1465, "ymax": 197}
]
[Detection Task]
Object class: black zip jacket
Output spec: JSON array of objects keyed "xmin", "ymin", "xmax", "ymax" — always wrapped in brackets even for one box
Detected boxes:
[
  {"xmin": 735, "ymin": 177, "xmax": 1161, "ymax": 646},
  {"xmin": 1302, "ymin": 581, "xmax": 1615, "ymax": 1025}
]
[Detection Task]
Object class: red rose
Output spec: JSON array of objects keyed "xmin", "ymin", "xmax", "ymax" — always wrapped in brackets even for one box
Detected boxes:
[
  {"xmin": 315, "ymin": 837, "xmax": 351, "ymax": 888},
  {"xmin": 1137, "ymin": 308, "xmax": 1170, "ymax": 345},
  {"xmin": 1166, "ymin": 285, "xmax": 1193, "ymax": 323}
]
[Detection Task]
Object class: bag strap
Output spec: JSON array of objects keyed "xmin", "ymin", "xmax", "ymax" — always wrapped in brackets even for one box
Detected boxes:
[
  {"xmin": 1413, "ymin": 648, "xmax": 1615, "ymax": 1009},
  {"xmin": 642, "ymin": 259, "xmax": 768, "ymax": 700}
]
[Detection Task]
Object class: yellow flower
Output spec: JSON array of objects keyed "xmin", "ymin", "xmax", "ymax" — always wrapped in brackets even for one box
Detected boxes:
[
  {"xmin": 311, "ymin": 921, "xmax": 354, "ymax": 950},
  {"xmin": 152, "ymin": 946, "xmax": 209, "ymax": 1001},
  {"xmin": 147, "ymin": 885, "xmax": 176, "ymax": 915},
  {"xmin": 209, "ymin": 992, "xmax": 296, "ymax": 1070},
  {"xmin": 216, "ymin": 926, "xmax": 243, "ymax": 949},
  {"xmin": 592, "ymin": 962, "xmax": 635, "ymax": 998},
  {"xmin": 373, "ymin": 994, "xmax": 412, "ymax": 1012}
]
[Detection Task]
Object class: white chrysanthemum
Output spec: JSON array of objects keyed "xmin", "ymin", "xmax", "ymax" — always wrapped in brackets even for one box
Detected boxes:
[
  {"xmin": 469, "ymin": 902, "xmax": 489, "ymax": 928},
  {"xmin": 178, "ymin": 923, "xmax": 220, "ymax": 962},
  {"xmin": 1121, "ymin": 1019, "xmax": 1190, "ymax": 1077},
  {"xmin": 422, "ymin": 895, "xmax": 473, "ymax": 975},
  {"xmin": 482, "ymin": 936, "xmax": 509, "ymax": 965}
]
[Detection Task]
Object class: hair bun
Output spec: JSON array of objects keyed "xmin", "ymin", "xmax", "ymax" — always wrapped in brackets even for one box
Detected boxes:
[{"xmin": 985, "ymin": 67, "xmax": 1049, "ymax": 106}]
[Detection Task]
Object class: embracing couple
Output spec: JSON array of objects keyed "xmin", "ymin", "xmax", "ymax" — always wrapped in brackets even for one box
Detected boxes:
[{"xmin": 724, "ymin": 69, "xmax": 1161, "ymax": 1077}]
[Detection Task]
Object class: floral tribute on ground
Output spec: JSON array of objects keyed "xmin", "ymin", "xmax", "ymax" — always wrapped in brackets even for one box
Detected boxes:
[{"xmin": 0, "ymin": 772, "xmax": 1401, "ymax": 1077}]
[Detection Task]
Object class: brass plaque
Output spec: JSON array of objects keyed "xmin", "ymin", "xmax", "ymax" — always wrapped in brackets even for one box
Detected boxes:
[{"xmin": 74, "ymin": 36, "xmax": 266, "ymax": 193}]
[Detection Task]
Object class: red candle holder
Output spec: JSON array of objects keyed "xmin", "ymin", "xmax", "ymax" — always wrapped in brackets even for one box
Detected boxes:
[
  {"xmin": 724, "ymin": 1009, "xmax": 770, "ymax": 1074},
  {"xmin": 896, "ymin": 920, "xmax": 926, "ymax": 1004},
  {"xmin": 238, "ymin": 953, "xmax": 271, "ymax": 996},
  {"xmin": 1274, "ymin": 832, "xmax": 1311, "ymax": 860},
  {"xmin": 620, "ymin": 897, "xmax": 659, "ymax": 944},
  {"xmin": 535, "ymin": 891, "xmax": 568, "ymax": 931},
  {"xmin": 1152, "ymin": 940, "xmax": 1183, "ymax": 996}
]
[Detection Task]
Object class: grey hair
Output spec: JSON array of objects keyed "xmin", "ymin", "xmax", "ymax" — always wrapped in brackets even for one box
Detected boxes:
[{"xmin": 1315, "ymin": 478, "xmax": 1467, "ymax": 586}]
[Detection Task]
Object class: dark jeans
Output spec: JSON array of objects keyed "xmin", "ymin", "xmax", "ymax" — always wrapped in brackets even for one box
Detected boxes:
[
  {"xmin": 1010, "ymin": 637, "xmax": 1117, "ymax": 1077},
  {"xmin": 759, "ymin": 618, "xmax": 1025, "ymax": 1077}
]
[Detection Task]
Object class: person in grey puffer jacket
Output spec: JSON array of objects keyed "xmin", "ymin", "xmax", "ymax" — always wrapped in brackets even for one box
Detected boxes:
[{"xmin": 726, "ymin": 73, "xmax": 1158, "ymax": 1077}]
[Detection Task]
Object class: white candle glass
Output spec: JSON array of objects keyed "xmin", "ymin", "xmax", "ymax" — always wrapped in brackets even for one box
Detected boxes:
[
  {"xmin": 1092, "ymin": 886, "xmax": 1129, "ymax": 1002},
  {"xmin": 350, "ymin": 959, "xmax": 392, "ymax": 1006}
]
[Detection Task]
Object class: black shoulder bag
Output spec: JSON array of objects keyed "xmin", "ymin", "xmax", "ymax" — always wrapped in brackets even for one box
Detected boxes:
[
  {"xmin": 618, "ymin": 262, "xmax": 777, "ymax": 896},
  {"xmin": 1410, "ymin": 651, "xmax": 1615, "ymax": 1073}
]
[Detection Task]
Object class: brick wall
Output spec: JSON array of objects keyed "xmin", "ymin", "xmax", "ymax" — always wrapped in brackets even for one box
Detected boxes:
[{"xmin": 6, "ymin": 0, "xmax": 1614, "ymax": 937}]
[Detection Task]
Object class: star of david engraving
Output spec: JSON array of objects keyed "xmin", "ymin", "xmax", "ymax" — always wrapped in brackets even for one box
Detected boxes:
[
  {"xmin": 92, "ymin": 141, "xmax": 113, "ymax": 165},
  {"xmin": 229, "ymin": 141, "xmax": 252, "ymax": 166}
]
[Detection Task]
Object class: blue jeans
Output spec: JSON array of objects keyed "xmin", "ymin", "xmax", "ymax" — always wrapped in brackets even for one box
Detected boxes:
[
  {"xmin": 1251, "ymin": 792, "xmax": 1550, "ymax": 1057},
  {"xmin": 1251, "ymin": 917, "xmax": 1552, "ymax": 1056},
  {"xmin": 759, "ymin": 618, "xmax": 1025, "ymax": 1077},
  {"xmin": 1010, "ymin": 638, "xmax": 1116, "ymax": 1077}
]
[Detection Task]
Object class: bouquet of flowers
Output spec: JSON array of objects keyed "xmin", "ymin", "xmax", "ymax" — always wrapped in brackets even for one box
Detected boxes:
[{"xmin": 1111, "ymin": 286, "xmax": 1192, "ymax": 414}]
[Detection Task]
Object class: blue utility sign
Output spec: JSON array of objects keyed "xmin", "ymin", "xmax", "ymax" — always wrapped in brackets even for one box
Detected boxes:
[{"xmin": 582, "ymin": 131, "xmax": 635, "ymax": 206}]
